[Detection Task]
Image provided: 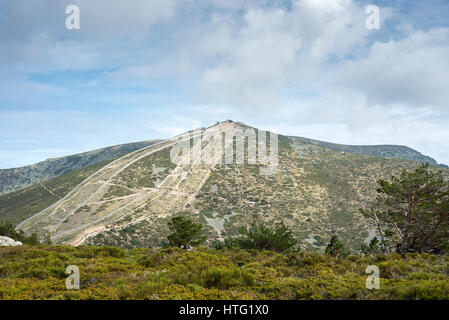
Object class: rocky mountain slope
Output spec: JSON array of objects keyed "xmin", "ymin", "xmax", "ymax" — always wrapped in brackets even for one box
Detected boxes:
[
  {"xmin": 13, "ymin": 121, "xmax": 449, "ymax": 251},
  {"xmin": 0, "ymin": 160, "xmax": 115, "ymax": 226},
  {"xmin": 296, "ymin": 137, "xmax": 441, "ymax": 165},
  {"xmin": 0, "ymin": 140, "xmax": 160, "ymax": 195}
]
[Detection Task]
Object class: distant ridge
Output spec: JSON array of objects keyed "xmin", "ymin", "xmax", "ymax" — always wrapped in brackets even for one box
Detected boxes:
[
  {"xmin": 0, "ymin": 140, "xmax": 160, "ymax": 195},
  {"xmin": 295, "ymin": 136, "xmax": 442, "ymax": 166}
]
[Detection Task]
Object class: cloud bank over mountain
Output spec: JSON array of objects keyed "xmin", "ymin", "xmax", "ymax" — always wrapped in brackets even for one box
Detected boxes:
[{"xmin": 0, "ymin": 0, "xmax": 448, "ymax": 167}]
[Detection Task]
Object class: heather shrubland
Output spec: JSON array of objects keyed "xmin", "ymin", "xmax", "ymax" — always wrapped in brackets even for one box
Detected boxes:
[{"xmin": 1, "ymin": 245, "xmax": 449, "ymax": 300}]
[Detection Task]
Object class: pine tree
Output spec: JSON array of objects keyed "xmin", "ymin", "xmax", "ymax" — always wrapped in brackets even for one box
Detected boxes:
[
  {"xmin": 325, "ymin": 235, "xmax": 347, "ymax": 258},
  {"xmin": 167, "ymin": 215, "xmax": 206, "ymax": 250},
  {"xmin": 361, "ymin": 164, "xmax": 449, "ymax": 255}
]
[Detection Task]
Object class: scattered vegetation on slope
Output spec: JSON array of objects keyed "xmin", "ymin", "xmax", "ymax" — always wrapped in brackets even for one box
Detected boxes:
[
  {"xmin": 0, "ymin": 140, "xmax": 158, "ymax": 195},
  {"xmin": 0, "ymin": 223, "xmax": 43, "ymax": 245},
  {"xmin": 1, "ymin": 163, "xmax": 448, "ymax": 300},
  {"xmin": 190, "ymin": 134, "xmax": 438, "ymax": 252},
  {"xmin": 0, "ymin": 160, "xmax": 114, "ymax": 226}
]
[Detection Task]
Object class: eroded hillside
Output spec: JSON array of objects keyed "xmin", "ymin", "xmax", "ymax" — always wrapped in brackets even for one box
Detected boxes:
[
  {"xmin": 0, "ymin": 140, "xmax": 160, "ymax": 195},
  {"xmin": 15, "ymin": 122, "xmax": 448, "ymax": 252}
]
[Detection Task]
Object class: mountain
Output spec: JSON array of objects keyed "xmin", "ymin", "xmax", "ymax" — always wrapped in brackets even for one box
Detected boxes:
[
  {"xmin": 0, "ymin": 159, "xmax": 116, "ymax": 226},
  {"xmin": 9, "ymin": 121, "xmax": 448, "ymax": 251},
  {"xmin": 295, "ymin": 137, "xmax": 441, "ymax": 165},
  {"xmin": 0, "ymin": 140, "xmax": 160, "ymax": 196}
]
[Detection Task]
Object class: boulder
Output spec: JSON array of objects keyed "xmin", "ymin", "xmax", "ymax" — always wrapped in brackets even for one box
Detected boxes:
[{"xmin": 0, "ymin": 235, "xmax": 23, "ymax": 246}]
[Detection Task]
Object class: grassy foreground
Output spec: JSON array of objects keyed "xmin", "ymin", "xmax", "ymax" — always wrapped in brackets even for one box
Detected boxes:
[{"xmin": 1, "ymin": 245, "xmax": 449, "ymax": 300}]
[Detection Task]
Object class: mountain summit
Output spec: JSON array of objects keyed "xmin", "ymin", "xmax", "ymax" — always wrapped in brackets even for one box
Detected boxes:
[{"xmin": 6, "ymin": 122, "xmax": 448, "ymax": 251}]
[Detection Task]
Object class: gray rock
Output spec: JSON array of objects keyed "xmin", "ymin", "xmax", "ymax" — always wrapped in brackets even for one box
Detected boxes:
[{"xmin": 0, "ymin": 235, "xmax": 23, "ymax": 246}]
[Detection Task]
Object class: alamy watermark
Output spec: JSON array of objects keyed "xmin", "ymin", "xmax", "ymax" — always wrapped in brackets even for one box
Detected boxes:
[
  {"xmin": 65, "ymin": 5, "xmax": 80, "ymax": 30},
  {"xmin": 365, "ymin": 5, "xmax": 380, "ymax": 30},
  {"xmin": 366, "ymin": 265, "xmax": 380, "ymax": 290},
  {"xmin": 169, "ymin": 122, "xmax": 278, "ymax": 175},
  {"xmin": 65, "ymin": 4, "xmax": 380, "ymax": 31},
  {"xmin": 66, "ymin": 265, "xmax": 80, "ymax": 290}
]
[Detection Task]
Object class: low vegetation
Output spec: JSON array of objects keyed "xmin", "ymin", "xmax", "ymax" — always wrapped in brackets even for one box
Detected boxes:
[
  {"xmin": 0, "ymin": 162, "xmax": 447, "ymax": 300},
  {"xmin": 1, "ymin": 245, "xmax": 449, "ymax": 300}
]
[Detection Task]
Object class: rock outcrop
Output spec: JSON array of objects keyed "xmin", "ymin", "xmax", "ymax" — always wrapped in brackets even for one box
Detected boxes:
[{"xmin": 0, "ymin": 236, "xmax": 23, "ymax": 246}]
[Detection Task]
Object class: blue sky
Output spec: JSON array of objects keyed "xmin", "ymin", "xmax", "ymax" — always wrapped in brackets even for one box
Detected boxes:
[{"xmin": 0, "ymin": 0, "xmax": 448, "ymax": 168}]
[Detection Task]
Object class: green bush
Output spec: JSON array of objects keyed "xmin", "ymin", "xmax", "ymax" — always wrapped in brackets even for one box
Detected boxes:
[
  {"xmin": 0, "ymin": 222, "xmax": 42, "ymax": 245},
  {"xmin": 212, "ymin": 216, "xmax": 298, "ymax": 253},
  {"xmin": 167, "ymin": 216, "xmax": 206, "ymax": 250},
  {"xmin": 325, "ymin": 235, "xmax": 348, "ymax": 259},
  {"xmin": 203, "ymin": 267, "xmax": 254, "ymax": 289}
]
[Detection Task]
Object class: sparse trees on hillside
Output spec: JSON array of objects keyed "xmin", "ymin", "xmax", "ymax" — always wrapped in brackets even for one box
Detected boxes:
[{"xmin": 361, "ymin": 164, "xmax": 449, "ymax": 255}]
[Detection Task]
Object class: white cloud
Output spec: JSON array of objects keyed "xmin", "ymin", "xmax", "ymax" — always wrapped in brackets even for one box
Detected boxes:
[
  {"xmin": 0, "ymin": 0, "xmax": 176, "ymax": 69},
  {"xmin": 1, "ymin": 0, "xmax": 449, "ymax": 167},
  {"xmin": 331, "ymin": 28, "xmax": 449, "ymax": 109},
  {"xmin": 196, "ymin": 0, "xmax": 370, "ymax": 110}
]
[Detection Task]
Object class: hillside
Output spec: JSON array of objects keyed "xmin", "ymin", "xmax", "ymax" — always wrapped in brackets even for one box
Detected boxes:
[
  {"xmin": 0, "ymin": 160, "xmax": 115, "ymax": 226},
  {"xmin": 295, "ymin": 137, "xmax": 441, "ymax": 166},
  {"xmin": 0, "ymin": 140, "xmax": 160, "ymax": 195},
  {"xmin": 1, "ymin": 246, "xmax": 449, "ymax": 300},
  {"xmin": 13, "ymin": 121, "xmax": 449, "ymax": 251}
]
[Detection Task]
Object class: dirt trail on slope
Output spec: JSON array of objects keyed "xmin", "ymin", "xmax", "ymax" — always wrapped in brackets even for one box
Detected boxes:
[
  {"xmin": 17, "ymin": 133, "xmax": 200, "ymax": 235},
  {"xmin": 19, "ymin": 124, "xmax": 237, "ymax": 246},
  {"xmin": 70, "ymin": 128, "xmax": 227, "ymax": 245},
  {"xmin": 40, "ymin": 183, "xmax": 62, "ymax": 199}
]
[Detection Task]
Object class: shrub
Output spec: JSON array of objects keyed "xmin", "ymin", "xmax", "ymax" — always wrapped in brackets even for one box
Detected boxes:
[
  {"xmin": 167, "ymin": 216, "xmax": 206, "ymax": 250},
  {"xmin": 212, "ymin": 216, "xmax": 298, "ymax": 253},
  {"xmin": 325, "ymin": 235, "xmax": 348, "ymax": 259},
  {"xmin": 0, "ymin": 222, "xmax": 42, "ymax": 245},
  {"xmin": 203, "ymin": 267, "xmax": 254, "ymax": 289}
]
